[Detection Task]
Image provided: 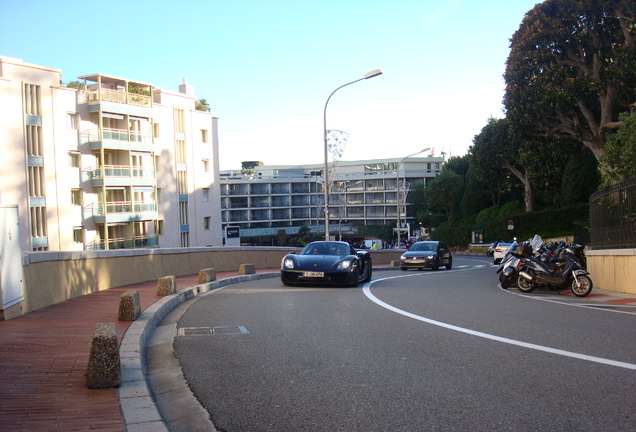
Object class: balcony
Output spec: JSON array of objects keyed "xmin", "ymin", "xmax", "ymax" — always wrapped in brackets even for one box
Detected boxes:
[
  {"xmin": 81, "ymin": 128, "xmax": 153, "ymax": 151},
  {"xmin": 84, "ymin": 201, "xmax": 158, "ymax": 223},
  {"xmin": 83, "ymin": 165, "xmax": 156, "ymax": 187},
  {"xmin": 86, "ymin": 234, "xmax": 158, "ymax": 250},
  {"xmin": 86, "ymin": 88, "xmax": 151, "ymax": 108}
]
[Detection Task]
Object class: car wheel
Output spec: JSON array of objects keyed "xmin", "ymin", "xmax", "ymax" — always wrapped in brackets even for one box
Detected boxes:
[
  {"xmin": 446, "ymin": 258, "xmax": 453, "ymax": 270},
  {"xmin": 432, "ymin": 258, "xmax": 440, "ymax": 271},
  {"xmin": 362, "ymin": 261, "xmax": 373, "ymax": 283},
  {"xmin": 400, "ymin": 267, "xmax": 408, "ymax": 271}
]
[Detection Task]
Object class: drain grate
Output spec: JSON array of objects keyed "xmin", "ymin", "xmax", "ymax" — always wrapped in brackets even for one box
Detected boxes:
[{"xmin": 178, "ymin": 326, "xmax": 249, "ymax": 336}]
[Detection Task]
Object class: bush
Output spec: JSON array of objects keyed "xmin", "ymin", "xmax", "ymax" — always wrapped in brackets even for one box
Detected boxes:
[
  {"xmin": 430, "ymin": 223, "xmax": 472, "ymax": 247},
  {"xmin": 474, "ymin": 203, "xmax": 589, "ymax": 243}
]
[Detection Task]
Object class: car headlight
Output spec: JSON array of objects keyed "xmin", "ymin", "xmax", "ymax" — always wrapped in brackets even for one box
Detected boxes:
[
  {"xmin": 426, "ymin": 255, "xmax": 435, "ymax": 259},
  {"xmin": 282, "ymin": 258, "xmax": 295, "ymax": 269},
  {"xmin": 400, "ymin": 254, "xmax": 406, "ymax": 260},
  {"xmin": 338, "ymin": 260, "xmax": 353, "ymax": 270}
]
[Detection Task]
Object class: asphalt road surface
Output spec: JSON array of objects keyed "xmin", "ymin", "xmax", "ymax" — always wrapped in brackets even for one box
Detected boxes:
[{"xmin": 174, "ymin": 255, "xmax": 636, "ymax": 432}]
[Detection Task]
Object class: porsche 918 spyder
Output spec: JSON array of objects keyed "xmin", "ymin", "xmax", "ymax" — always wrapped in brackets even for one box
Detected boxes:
[{"xmin": 281, "ymin": 241, "xmax": 372, "ymax": 287}]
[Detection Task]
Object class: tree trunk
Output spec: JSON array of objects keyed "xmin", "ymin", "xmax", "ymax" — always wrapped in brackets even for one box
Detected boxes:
[{"xmin": 502, "ymin": 162, "xmax": 535, "ymax": 212}]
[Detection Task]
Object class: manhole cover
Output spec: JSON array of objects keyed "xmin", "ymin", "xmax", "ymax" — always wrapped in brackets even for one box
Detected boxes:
[{"xmin": 178, "ymin": 326, "xmax": 249, "ymax": 336}]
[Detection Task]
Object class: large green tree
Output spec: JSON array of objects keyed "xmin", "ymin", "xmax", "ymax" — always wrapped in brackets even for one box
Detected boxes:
[
  {"xmin": 504, "ymin": 0, "xmax": 636, "ymax": 163},
  {"xmin": 470, "ymin": 118, "xmax": 537, "ymax": 212},
  {"xmin": 425, "ymin": 170, "xmax": 464, "ymax": 226},
  {"xmin": 601, "ymin": 111, "xmax": 636, "ymax": 185}
]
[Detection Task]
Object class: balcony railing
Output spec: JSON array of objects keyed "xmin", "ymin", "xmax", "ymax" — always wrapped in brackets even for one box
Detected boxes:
[
  {"xmin": 87, "ymin": 88, "xmax": 151, "ymax": 107},
  {"xmin": 86, "ymin": 234, "xmax": 158, "ymax": 250},
  {"xmin": 83, "ymin": 165, "xmax": 155, "ymax": 181},
  {"xmin": 80, "ymin": 128, "xmax": 153, "ymax": 145},
  {"xmin": 84, "ymin": 201, "xmax": 157, "ymax": 216}
]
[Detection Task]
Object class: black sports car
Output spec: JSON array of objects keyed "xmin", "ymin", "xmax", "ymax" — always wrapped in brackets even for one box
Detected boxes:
[
  {"xmin": 400, "ymin": 240, "xmax": 452, "ymax": 271},
  {"xmin": 281, "ymin": 241, "xmax": 372, "ymax": 287}
]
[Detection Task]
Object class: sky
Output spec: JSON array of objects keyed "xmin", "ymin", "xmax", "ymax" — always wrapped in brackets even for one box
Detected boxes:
[{"xmin": 0, "ymin": 0, "xmax": 541, "ymax": 171}]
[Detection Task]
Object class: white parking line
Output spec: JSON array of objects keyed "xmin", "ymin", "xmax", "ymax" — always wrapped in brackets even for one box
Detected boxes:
[{"xmin": 363, "ymin": 276, "xmax": 636, "ymax": 371}]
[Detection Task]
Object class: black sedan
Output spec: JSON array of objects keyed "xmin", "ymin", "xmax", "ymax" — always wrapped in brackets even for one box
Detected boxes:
[
  {"xmin": 281, "ymin": 241, "xmax": 372, "ymax": 287},
  {"xmin": 400, "ymin": 240, "xmax": 453, "ymax": 271}
]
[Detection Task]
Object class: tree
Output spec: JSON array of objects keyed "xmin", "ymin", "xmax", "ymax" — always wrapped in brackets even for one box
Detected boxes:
[
  {"xmin": 195, "ymin": 98, "xmax": 211, "ymax": 112},
  {"xmin": 470, "ymin": 118, "xmax": 537, "ymax": 211},
  {"xmin": 600, "ymin": 111, "xmax": 636, "ymax": 186},
  {"xmin": 65, "ymin": 80, "xmax": 84, "ymax": 90},
  {"xmin": 425, "ymin": 170, "xmax": 464, "ymax": 226},
  {"xmin": 504, "ymin": 0, "xmax": 636, "ymax": 164}
]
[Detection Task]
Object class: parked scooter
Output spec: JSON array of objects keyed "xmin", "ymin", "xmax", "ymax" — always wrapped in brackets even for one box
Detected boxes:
[
  {"xmin": 516, "ymin": 237, "xmax": 593, "ymax": 297},
  {"xmin": 496, "ymin": 236, "xmax": 538, "ymax": 289}
]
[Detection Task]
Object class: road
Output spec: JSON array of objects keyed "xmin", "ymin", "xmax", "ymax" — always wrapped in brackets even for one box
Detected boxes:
[{"xmin": 173, "ymin": 256, "xmax": 636, "ymax": 432}]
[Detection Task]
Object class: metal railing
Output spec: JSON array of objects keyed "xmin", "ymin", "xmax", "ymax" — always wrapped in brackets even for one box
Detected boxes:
[
  {"xmin": 84, "ymin": 202, "xmax": 157, "ymax": 216},
  {"xmin": 589, "ymin": 177, "xmax": 636, "ymax": 249},
  {"xmin": 87, "ymin": 88, "xmax": 151, "ymax": 107},
  {"xmin": 86, "ymin": 235, "xmax": 158, "ymax": 250},
  {"xmin": 82, "ymin": 165, "xmax": 155, "ymax": 181},
  {"xmin": 80, "ymin": 128, "xmax": 153, "ymax": 144}
]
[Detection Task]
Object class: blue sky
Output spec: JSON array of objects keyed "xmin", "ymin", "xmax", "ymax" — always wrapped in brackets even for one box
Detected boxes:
[{"xmin": 1, "ymin": 0, "xmax": 541, "ymax": 170}]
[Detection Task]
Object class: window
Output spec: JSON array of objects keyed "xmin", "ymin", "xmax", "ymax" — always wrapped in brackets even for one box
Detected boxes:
[
  {"xmin": 73, "ymin": 227, "xmax": 84, "ymax": 243},
  {"xmin": 201, "ymin": 129, "xmax": 208, "ymax": 143},
  {"xmin": 71, "ymin": 189, "xmax": 82, "ymax": 206},
  {"xmin": 68, "ymin": 152, "xmax": 80, "ymax": 168},
  {"xmin": 202, "ymin": 159, "xmax": 209, "ymax": 172},
  {"xmin": 67, "ymin": 112, "xmax": 79, "ymax": 130},
  {"xmin": 202, "ymin": 188, "xmax": 210, "ymax": 202},
  {"xmin": 204, "ymin": 216, "xmax": 210, "ymax": 230},
  {"xmin": 153, "ymin": 123, "xmax": 160, "ymax": 138}
]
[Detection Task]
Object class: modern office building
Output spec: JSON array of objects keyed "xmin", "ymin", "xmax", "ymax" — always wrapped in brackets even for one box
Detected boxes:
[
  {"xmin": 220, "ymin": 158, "xmax": 444, "ymax": 245},
  {"xmin": 0, "ymin": 56, "xmax": 222, "ymax": 251}
]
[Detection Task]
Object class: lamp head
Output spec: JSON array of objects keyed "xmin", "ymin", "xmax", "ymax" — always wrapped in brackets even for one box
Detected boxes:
[{"xmin": 364, "ymin": 69, "xmax": 383, "ymax": 79}]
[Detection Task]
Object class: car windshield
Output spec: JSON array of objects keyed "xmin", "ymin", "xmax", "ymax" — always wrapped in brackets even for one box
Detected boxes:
[
  {"xmin": 409, "ymin": 242, "xmax": 436, "ymax": 252},
  {"xmin": 301, "ymin": 243, "xmax": 349, "ymax": 256}
]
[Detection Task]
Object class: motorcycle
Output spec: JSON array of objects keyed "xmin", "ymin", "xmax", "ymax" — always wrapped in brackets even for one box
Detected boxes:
[
  {"xmin": 496, "ymin": 236, "xmax": 537, "ymax": 289},
  {"xmin": 516, "ymin": 238, "xmax": 593, "ymax": 297}
]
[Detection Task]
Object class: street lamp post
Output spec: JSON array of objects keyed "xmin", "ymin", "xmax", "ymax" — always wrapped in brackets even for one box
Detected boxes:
[
  {"xmin": 323, "ymin": 69, "xmax": 383, "ymax": 241},
  {"xmin": 396, "ymin": 148, "xmax": 431, "ymax": 248}
]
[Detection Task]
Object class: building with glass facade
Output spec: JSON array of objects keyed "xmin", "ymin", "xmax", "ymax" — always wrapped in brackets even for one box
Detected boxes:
[{"xmin": 220, "ymin": 158, "xmax": 444, "ymax": 245}]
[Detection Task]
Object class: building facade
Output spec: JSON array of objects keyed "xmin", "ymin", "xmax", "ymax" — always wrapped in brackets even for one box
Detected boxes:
[
  {"xmin": 220, "ymin": 158, "xmax": 444, "ymax": 245},
  {"xmin": 0, "ymin": 56, "xmax": 222, "ymax": 251}
]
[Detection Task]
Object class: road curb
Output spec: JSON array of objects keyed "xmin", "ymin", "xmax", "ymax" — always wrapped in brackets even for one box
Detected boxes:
[{"xmin": 118, "ymin": 272, "xmax": 280, "ymax": 431}]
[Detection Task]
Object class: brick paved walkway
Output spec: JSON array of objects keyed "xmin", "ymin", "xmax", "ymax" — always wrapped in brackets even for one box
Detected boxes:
[{"xmin": 0, "ymin": 270, "xmax": 273, "ymax": 432}]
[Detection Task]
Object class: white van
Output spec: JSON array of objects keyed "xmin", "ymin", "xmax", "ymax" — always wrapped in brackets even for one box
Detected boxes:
[{"xmin": 363, "ymin": 239, "xmax": 383, "ymax": 250}]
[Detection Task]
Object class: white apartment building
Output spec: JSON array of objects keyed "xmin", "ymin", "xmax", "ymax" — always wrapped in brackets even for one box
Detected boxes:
[
  {"xmin": 220, "ymin": 158, "xmax": 444, "ymax": 245},
  {"xmin": 0, "ymin": 56, "xmax": 222, "ymax": 251}
]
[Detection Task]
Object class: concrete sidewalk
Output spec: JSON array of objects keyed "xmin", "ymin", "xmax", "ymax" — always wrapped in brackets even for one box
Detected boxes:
[{"xmin": 0, "ymin": 269, "xmax": 276, "ymax": 432}]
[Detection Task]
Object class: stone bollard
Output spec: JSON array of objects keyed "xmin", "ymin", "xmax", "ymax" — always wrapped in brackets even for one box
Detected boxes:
[
  {"xmin": 86, "ymin": 322, "xmax": 121, "ymax": 388},
  {"xmin": 239, "ymin": 263, "xmax": 256, "ymax": 275},
  {"xmin": 198, "ymin": 268, "xmax": 216, "ymax": 283},
  {"xmin": 118, "ymin": 290, "xmax": 140, "ymax": 321},
  {"xmin": 157, "ymin": 275, "xmax": 176, "ymax": 296}
]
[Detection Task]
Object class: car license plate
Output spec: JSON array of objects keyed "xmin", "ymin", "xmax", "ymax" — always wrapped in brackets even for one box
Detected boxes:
[{"xmin": 303, "ymin": 271, "xmax": 324, "ymax": 277}]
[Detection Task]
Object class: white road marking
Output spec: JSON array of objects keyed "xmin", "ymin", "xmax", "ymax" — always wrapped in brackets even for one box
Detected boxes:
[{"xmin": 363, "ymin": 275, "xmax": 636, "ymax": 371}]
